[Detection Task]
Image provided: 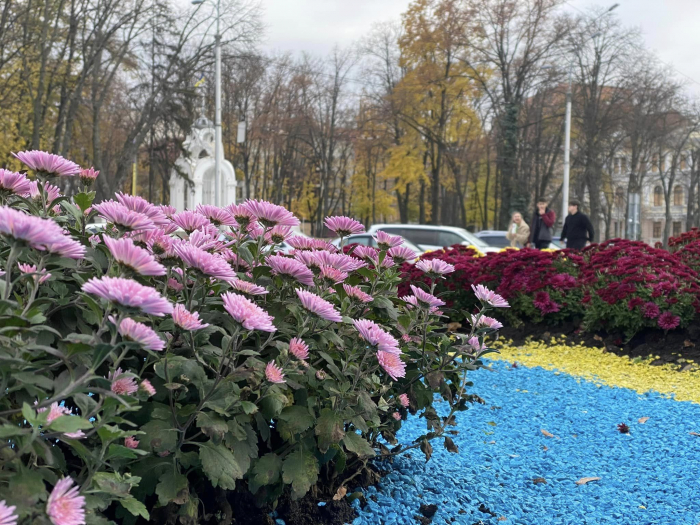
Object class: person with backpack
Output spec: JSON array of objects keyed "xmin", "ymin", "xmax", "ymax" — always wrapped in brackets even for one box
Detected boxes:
[
  {"xmin": 527, "ymin": 199, "xmax": 556, "ymax": 249},
  {"xmin": 561, "ymin": 199, "xmax": 594, "ymax": 250}
]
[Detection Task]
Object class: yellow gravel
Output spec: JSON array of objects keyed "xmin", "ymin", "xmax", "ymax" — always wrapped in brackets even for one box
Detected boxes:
[{"xmin": 489, "ymin": 337, "xmax": 700, "ymax": 404}]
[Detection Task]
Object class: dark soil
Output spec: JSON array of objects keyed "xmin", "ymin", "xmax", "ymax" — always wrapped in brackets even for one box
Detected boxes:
[{"xmin": 495, "ymin": 319, "xmax": 700, "ymax": 371}]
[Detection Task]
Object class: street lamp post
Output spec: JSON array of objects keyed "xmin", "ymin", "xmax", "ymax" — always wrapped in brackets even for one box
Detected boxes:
[
  {"xmin": 192, "ymin": 0, "xmax": 222, "ymax": 207},
  {"xmin": 559, "ymin": 3, "xmax": 619, "ymax": 232}
]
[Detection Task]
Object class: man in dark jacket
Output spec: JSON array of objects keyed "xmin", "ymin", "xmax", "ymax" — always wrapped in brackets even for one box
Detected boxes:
[
  {"xmin": 527, "ymin": 199, "xmax": 556, "ymax": 249},
  {"xmin": 561, "ymin": 199, "xmax": 594, "ymax": 250}
]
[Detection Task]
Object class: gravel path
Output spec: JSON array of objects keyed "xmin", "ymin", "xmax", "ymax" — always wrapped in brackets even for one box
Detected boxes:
[{"xmin": 352, "ymin": 359, "xmax": 700, "ymax": 525}]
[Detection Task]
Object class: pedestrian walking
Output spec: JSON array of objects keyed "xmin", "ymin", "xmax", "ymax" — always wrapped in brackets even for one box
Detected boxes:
[
  {"xmin": 561, "ymin": 199, "xmax": 594, "ymax": 250},
  {"xmin": 527, "ymin": 199, "xmax": 556, "ymax": 250},
  {"xmin": 506, "ymin": 212, "xmax": 530, "ymax": 248}
]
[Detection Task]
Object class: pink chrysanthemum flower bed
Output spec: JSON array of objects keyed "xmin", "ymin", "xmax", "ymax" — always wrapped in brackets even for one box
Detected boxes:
[{"xmin": 0, "ymin": 150, "xmax": 503, "ymax": 523}]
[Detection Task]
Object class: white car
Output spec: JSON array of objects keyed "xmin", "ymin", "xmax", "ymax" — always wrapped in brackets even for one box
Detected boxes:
[
  {"xmin": 330, "ymin": 233, "xmax": 424, "ymax": 256},
  {"xmin": 366, "ymin": 224, "xmax": 499, "ymax": 253}
]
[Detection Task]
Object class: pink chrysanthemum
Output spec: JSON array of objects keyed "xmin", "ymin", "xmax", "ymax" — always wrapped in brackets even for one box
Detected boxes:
[
  {"xmin": 173, "ymin": 242, "xmax": 236, "ymax": 281},
  {"xmin": 140, "ymin": 379, "xmax": 156, "ymax": 396},
  {"xmin": 225, "ymin": 203, "xmax": 255, "ymax": 228},
  {"xmin": 469, "ymin": 315, "xmax": 503, "ymax": 330},
  {"xmin": 25, "ymin": 180, "xmax": 62, "ymax": 205},
  {"xmin": 114, "ymin": 192, "xmax": 169, "ymax": 225},
  {"xmin": 467, "ymin": 336, "xmax": 486, "ymax": 352},
  {"xmin": 94, "ymin": 200, "xmax": 155, "ymax": 232},
  {"xmin": 140, "ymin": 229, "xmax": 176, "ymax": 261},
  {"xmin": 173, "ymin": 303, "xmax": 209, "ymax": 330},
  {"xmin": 0, "ymin": 206, "xmax": 85, "ymax": 259},
  {"xmin": 343, "ymin": 284, "xmax": 373, "ymax": 303},
  {"xmin": 171, "ymin": 210, "xmax": 211, "ymax": 233},
  {"xmin": 471, "ymin": 284, "xmax": 510, "ymax": 308},
  {"xmin": 113, "ymin": 317, "xmax": 164, "ymax": 351},
  {"xmin": 79, "ymin": 167, "xmax": 99, "ymax": 186},
  {"xmin": 124, "ymin": 436, "xmax": 140, "ymax": 449},
  {"xmin": 287, "ymin": 236, "xmax": 317, "ymax": 251},
  {"xmin": 392, "ymin": 412, "xmax": 402, "ymax": 421},
  {"xmin": 222, "ymin": 292, "xmax": 277, "ymax": 332},
  {"xmin": 642, "ymin": 302, "xmax": 660, "ymax": 319},
  {"xmin": 187, "ymin": 228, "xmax": 225, "ymax": 252},
  {"xmin": 353, "ymin": 319, "xmax": 400, "ymax": 354},
  {"xmin": 266, "ymin": 225, "xmax": 293, "ymax": 245},
  {"xmin": 377, "ymin": 350, "xmax": 406, "ymax": 380},
  {"xmin": 267, "ymin": 254, "xmax": 315, "ymax": 286},
  {"xmin": 310, "ymin": 251, "xmax": 365, "ymax": 272},
  {"xmin": 416, "ymin": 259, "xmax": 455, "ymax": 277},
  {"xmin": 658, "ymin": 311, "xmax": 680, "ymax": 330},
  {"xmin": 398, "ymin": 393, "xmax": 410, "ymax": 407},
  {"xmin": 221, "ymin": 249, "xmax": 250, "ymax": 271},
  {"xmin": 35, "ymin": 401, "xmax": 85, "ymax": 438},
  {"xmin": 319, "ymin": 265, "xmax": 347, "ymax": 285},
  {"xmin": 195, "ymin": 204, "xmax": 237, "ymax": 226},
  {"xmin": 109, "ymin": 368, "xmax": 138, "ymax": 396},
  {"xmin": 324, "ymin": 216, "xmax": 364, "ymax": 237},
  {"xmin": 0, "ymin": 169, "xmax": 31, "ymax": 196},
  {"xmin": 104, "ymin": 237, "xmax": 166, "ymax": 276},
  {"xmin": 243, "ymin": 199, "xmax": 300, "ymax": 228},
  {"xmin": 352, "ymin": 245, "xmax": 378, "ymax": 261},
  {"xmin": 265, "ymin": 361, "xmax": 286, "ymax": 384},
  {"xmin": 17, "ymin": 262, "xmax": 51, "ymax": 284},
  {"xmin": 409, "ymin": 285, "xmax": 446, "ymax": 309},
  {"xmin": 82, "ymin": 276, "xmax": 173, "ymax": 316},
  {"xmin": 387, "ymin": 245, "xmax": 417, "ymax": 264},
  {"xmin": 228, "ymin": 279, "xmax": 268, "ymax": 295},
  {"xmin": 0, "ymin": 500, "xmax": 17, "ymax": 525},
  {"xmin": 158, "ymin": 204, "xmax": 177, "ymax": 218},
  {"xmin": 289, "ymin": 337, "xmax": 309, "ymax": 361},
  {"xmin": 374, "ymin": 230, "xmax": 403, "ymax": 249},
  {"xmin": 46, "ymin": 478, "xmax": 85, "ymax": 525},
  {"xmin": 13, "ymin": 150, "xmax": 80, "ymax": 177},
  {"xmin": 295, "ymin": 289, "xmax": 342, "ymax": 322}
]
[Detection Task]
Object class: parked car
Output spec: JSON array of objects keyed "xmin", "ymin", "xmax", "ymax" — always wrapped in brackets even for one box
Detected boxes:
[
  {"xmin": 475, "ymin": 230, "xmax": 563, "ymax": 250},
  {"xmin": 330, "ymin": 233, "xmax": 424, "ymax": 256},
  {"xmin": 366, "ymin": 224, "xmax": 499, "ymax": 253}
]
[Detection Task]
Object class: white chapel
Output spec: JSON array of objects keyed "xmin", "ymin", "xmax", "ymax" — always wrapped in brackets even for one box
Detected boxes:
[{"xmin": 169, "ymin": 115, "xmax": 238, "ymax": 211}]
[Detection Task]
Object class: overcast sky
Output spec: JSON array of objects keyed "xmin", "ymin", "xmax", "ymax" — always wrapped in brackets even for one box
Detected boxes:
[{"xmin": 260, "ymin": 0, "xmax": 700, "ymax": 95}]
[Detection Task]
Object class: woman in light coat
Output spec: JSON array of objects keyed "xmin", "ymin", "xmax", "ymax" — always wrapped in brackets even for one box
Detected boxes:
[{"xmin": 505, "ymin": 212, "xmax": 530, "ymax": 248}]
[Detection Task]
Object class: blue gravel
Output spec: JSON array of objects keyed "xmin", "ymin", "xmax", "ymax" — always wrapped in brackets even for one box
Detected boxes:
[{"xmin": 352, "ymin": 362, "xmax": 700, "ymax": 524}]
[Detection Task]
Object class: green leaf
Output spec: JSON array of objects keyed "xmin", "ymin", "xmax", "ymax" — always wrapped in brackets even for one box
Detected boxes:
[
  {"xmin": 140, "ymin": 420, "xmax": 177, "ymax": 453},
  {"xmin": 315, "ymin": 408, "xmax": 345, "ymax": 453},
  {"xmin": 278, "ymin": 406, "xmax": 314, "ymax": 437},
  {"xmin": 196, "ymin": 413, "xmax": 229, "ymax": 443},
  {"xmin": 282, "ymin": 446, "xmax": 319, "ymax": 500},
  {"xmin": 199, "ymin": 442, "xmax": 244, "ymax": 490},
  {"xmin": 252, "ymin": 452, "xmax": 283, "ymax": 486},
  {"xmin": 74, "ymin": 191, "xmax": 96, "ymax": 213},
  {"xmin": 107, "ymin": 444, "xmax": 146, "ymax": 460},
  {"xmin": 155, "ymin": 473, "xmax": 189, "ymax": 506},
  {"xmin": 120, "ymin": 496, "xmax": 150, "ymax": 519},
  {"xmin": 48, "ymin": 415, "xmax": 92, "ymax": 434},
  {"xmin": 0, "ymin": 423, "xmax": 25, "ymax": 438},
  {"xmin": 240, "ymin": 401, "xmax": 258, "ymax": 415},
  {"xmin": 93, "ymin": 472, "xmax": 139, "ymax": 497},
  {"xmin": 342, "ymin": 432, "xmax": 375, "ymax": 457}
]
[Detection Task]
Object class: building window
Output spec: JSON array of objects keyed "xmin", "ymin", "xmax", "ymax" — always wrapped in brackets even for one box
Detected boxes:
[
  {"xmin": 653, "ymin": 186, "xmax": 663, "ymax": 207},
  {"xmin": 681, "ymin": 154, "xmax": 687, "ymax": 170},
  {"xmin": 673, "ymin": 185, "xmax": 684, "ymax": 206},
  {"xmin": 652, "ymin": 155, "xmax": 658, "ymax": 172},
  {"xmin": 653, "ymin": 221, "xmax": 662, "ymax": 238},
  {"xmin": 673, "ymin": 221, "xmax": 682, "ymax": 237},
  {"xmin": 613, "ymin": 221, "xmax": 619, "ymax": 237}
]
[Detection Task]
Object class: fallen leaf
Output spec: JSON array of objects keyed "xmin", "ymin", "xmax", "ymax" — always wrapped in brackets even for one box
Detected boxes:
[
  {"xmin": 541, "ymin": 429, "xmax": 555, "ymax": 438},
  {"xmin": 447, "ymin": 322, "xmax": 462, "ymax": 332},
  {"xmin": 638, "ymin": 417, "xmax": 649, "ymax": 424},
  {"xmin": 532, "ymin": 477, "xmax": 547, "ymax": 484},
  {"xmin": 498, "ymin": 517, "xmax": 507, "ymax": 521},
  {"xmin": 487, "ymin": 421, "xmax": 497, "ymax": 426},
  {"xmin": 332, "ymin": 486, "xmax": 347, "ymax": 501},
  {"xmin": 575, "ymin": 477, "xmax": 601, "ymax": 485},
  {"xmin": 690, "ymin": 432, "xmax": 700, "ymax": 437},
  {"xmin": 487, "ymin": 440, "xmax": 496, "ymax": 444},
  {"xmin": 542, "ymin": 446, "xmax": 549, "ymax": 451},
  {"xmin": 684, "ymin": 339, "xmax": 695, "ymax": 347},
  {"xmin": 593, "ymin": 334, "xmax": 603, "ymax": 341}
]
